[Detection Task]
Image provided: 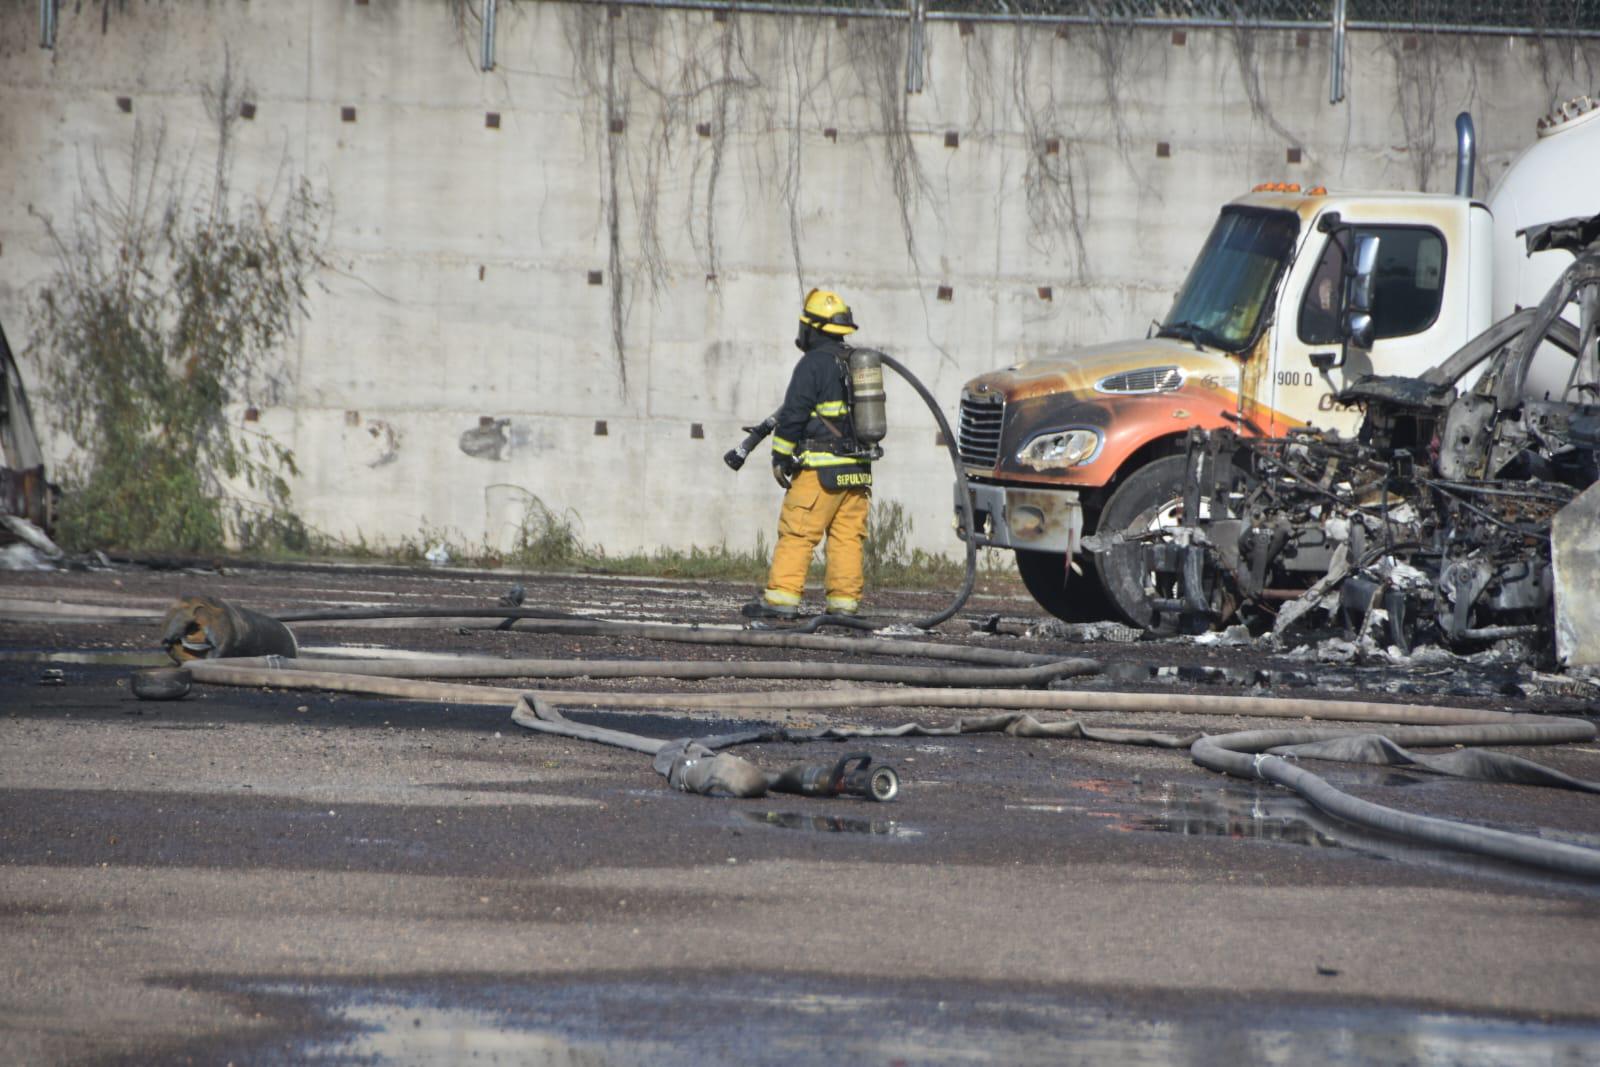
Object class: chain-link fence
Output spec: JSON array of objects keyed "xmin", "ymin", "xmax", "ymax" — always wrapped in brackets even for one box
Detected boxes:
[
  {"xmin": 933, "ymin": 0, "xmax": 1600, "ymax": 29},
  {"xmin": 615, "ymin": 0, "xmax": 1600, "ymax": 35},
  {"xmin": 924, "ymin": 1, "xmax": 1326, "ymax": 20},
  {"xmin": 1346, "ymin": 1, "xmax": 1600, "ymax": 30}
]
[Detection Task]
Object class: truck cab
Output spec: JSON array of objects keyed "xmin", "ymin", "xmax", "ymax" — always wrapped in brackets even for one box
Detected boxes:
[{"xmin": 957, "ymin": 187, "xmax": 1493, "ymax": 625}]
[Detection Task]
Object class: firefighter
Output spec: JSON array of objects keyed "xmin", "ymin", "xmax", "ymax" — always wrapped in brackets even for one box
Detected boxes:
[{"xmin": 742, "ymin": 289, "xmax": 873, "ymax": 620}]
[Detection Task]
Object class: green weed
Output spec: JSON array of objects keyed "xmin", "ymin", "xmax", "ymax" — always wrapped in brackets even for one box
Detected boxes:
[
  {"xmin": 34, "ymin": 67, "xmax": 323, "ymax": 555},
  {"xmin": 505, "ymin": 498, "xmax": 589, "ymax": 570}
]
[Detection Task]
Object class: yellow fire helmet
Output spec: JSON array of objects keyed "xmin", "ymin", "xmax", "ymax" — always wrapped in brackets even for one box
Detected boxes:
[{"xmin": 800, "ymin": 288, "xmax": 858, "ymax": 335}]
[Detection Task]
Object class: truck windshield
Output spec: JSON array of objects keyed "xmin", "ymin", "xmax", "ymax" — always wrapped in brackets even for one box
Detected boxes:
[{"xmin": 1160, "ymin": 208, "xmax": 1299, "ymax": 352}]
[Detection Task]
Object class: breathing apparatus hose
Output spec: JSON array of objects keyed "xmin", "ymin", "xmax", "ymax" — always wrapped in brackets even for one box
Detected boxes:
[{"xmin": 792, "ymin": 351, "xmax": 977, "ymax": 633}]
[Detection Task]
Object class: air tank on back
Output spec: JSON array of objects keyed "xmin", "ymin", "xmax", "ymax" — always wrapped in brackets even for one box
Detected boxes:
[{"xmin": 849, "ymin": 347, "xmax": 888, "ymax": 445}]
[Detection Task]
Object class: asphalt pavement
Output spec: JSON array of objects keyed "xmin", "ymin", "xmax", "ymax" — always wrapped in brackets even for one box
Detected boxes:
[{"xmin": 4, "ymin": 561, "xmax": 1600, "ymax": 1065}]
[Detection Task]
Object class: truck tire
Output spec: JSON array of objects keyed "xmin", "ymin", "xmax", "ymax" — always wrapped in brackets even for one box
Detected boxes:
[
  {"xmin": 1015, "ymin": 549, "xmax": 1111, "ymax": 623},
  {"xmin": 1095, "ymin": 455, "xmax": 1193, "ymax": 629}
]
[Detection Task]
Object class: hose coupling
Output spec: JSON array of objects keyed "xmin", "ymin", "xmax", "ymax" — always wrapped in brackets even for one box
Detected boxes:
[{"xmin": 769, "ymin": 752, "xmax": 900, "ymax": 802}]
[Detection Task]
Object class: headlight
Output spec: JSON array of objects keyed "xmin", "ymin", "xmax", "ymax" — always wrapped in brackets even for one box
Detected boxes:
[{"xmin": 1016, "ymin": 428, "xmax": 1102, "ymax": 469}]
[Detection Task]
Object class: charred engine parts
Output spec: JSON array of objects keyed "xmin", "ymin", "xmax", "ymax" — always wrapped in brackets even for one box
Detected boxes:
[
  {"xmin": 160, "ymin": 595, "xmax": 299, "ymax": 663},
  {"xmin": 1551, "ymin": 483, "xmax": 1600, "ymax": 668},
  {"xmin": 1133, "ymin": 213, "xmax": 1600, "ymax": 665},
  {"xmin": 1144, "ymin": 425, "xmax": 1576, "ymax": 652}
]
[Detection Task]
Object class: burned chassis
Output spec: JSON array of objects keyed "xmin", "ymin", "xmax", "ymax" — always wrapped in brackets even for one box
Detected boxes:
[{"xmin": 1129, "ymin": 214, "xmax": 1600, "ymax": 658}]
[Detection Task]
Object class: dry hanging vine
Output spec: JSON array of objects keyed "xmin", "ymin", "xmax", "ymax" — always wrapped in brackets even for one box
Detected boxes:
[{"xmin": 30, "ymin": 60, "xmax": 325, "ymax": 552}]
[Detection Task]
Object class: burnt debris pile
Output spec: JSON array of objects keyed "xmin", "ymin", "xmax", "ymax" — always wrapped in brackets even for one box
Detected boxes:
[{"xmin": 1133, "ymin": 213, "xmax": 1600, "ymax": 670}]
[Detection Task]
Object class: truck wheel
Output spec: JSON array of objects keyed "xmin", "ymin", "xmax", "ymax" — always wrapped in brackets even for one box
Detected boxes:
[
  {"xmin": 1095, "ymin": 455, "xmax": 1193, "ymax": 629},
  {"xmin": 1015, "ymin": 549, "xmax": 1111, "ymax": 623}
]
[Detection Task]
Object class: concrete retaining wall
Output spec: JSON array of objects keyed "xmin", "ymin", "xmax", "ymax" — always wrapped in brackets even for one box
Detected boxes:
[{"xmin": 2, "ymin": 2, "xmax": 1596, "ymax": 557}]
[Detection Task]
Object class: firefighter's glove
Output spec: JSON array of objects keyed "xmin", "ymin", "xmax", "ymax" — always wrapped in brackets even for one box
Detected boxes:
[{"xmin": 772, "ymin": 455, "xmax": 798, "ymax": 490}]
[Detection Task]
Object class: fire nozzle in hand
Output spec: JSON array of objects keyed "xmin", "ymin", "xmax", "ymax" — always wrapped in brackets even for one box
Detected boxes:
[{"xmin": 724, "ymin": 413, "xmax": 780, "ymax": 471}]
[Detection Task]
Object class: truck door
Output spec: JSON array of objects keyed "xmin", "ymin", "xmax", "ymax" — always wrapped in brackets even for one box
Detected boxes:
[{"xmin": 1271, "ymin": 219, "xmax": 1464, "ymax": 436}]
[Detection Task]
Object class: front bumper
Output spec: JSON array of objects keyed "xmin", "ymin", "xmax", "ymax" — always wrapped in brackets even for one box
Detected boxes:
[{"xmin": 954, "ymin": 479, "xmax": 1084, "ymax": 556}]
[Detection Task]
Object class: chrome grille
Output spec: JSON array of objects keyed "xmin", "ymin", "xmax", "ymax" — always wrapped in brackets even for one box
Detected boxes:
[
  {"xmin": 958, "ymin": 393, "xmax": 1005, "ymax": 470},
  {"xmin": 1096, "ymin": 366, "xmax": 1183, "ymax": 395}
]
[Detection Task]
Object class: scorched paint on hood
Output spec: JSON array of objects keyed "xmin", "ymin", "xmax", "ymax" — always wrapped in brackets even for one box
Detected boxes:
[
  {"xmin": 960, "ymin": 334, "xmax": 1308, "ymax": 489},
  {"xmin": 965, "ymin": 338, "xmax": 1241, "ymax": 402}
]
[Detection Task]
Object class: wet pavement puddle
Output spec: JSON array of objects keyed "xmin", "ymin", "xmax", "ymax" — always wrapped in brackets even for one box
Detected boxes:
[
  {"xmin": 1015, "ymin": 778, "xmax": 1600, "ymax": 890},
  {"xmin": 741, "ymin": 810, "xmax": 921, "ymax": 838},
  {"xmin": 212, "ymin": 977, "xmax": 1600, "ymax": 1065}
]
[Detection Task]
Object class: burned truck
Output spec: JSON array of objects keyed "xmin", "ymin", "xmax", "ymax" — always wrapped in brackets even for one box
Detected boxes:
[
  {"xmin": 955, "ymin": 99, "xmax": 1600, "ymax": 629},
  {"xmin": 1122, "ymin": 214, "xmax": 1600, "ymax": 667}
]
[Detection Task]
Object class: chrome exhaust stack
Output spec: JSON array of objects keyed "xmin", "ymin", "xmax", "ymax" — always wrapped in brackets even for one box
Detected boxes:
[{"xmin": 1455, "ymin": 111, "xmax": 1477, "ymax": 198}]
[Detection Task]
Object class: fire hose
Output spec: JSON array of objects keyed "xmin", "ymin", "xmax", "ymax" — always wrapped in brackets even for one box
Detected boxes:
[
  {"xmin": 1191, "ymin": 726, "xmax": 1600, "ymax": 876},
  {"xmin": 178, "ymin": 652, "xmax": 1099, "ymax": 688},
  {"xmin": 158, "ymin": 655, "xmax": 1600, "ymax": 876},
  {"xmin": 517, "ymin": 697, "xmax": 901, "ymax": 802},
  {"xmin": 256, "ymin": 614, "xmax": 1073, "ymax": 668},
  {"xmin": 137, "ymin": 598, "xmax": 1600, "ymax": 877}
]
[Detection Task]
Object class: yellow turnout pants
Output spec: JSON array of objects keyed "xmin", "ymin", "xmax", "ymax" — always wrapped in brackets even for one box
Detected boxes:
[{"xmin": 762, "ymin": 470, "xmax": 870, "ymax": 613}]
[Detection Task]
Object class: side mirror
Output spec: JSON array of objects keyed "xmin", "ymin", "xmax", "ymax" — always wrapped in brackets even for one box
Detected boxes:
[
  {"xmin": 1342, "ymin": 310, "xmax": 1375, "ymax": 350},
  {"xmin": 1341, "ymin": 233, "xmax": 1380, "ymax": 359},
  {"xmin": 1346, "ymin": 233, "xmax": 1379, "ymax": 316}
]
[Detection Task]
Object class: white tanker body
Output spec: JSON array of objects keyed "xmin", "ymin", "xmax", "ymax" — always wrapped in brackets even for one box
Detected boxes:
[{"xmin": 1489, "ymin": 95, "xmax": 1600, "ymax": 320}]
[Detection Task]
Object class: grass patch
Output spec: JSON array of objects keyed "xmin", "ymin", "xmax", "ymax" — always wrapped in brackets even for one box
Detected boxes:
[{"xmin": 243, "ymin": 495, "xmax": 1019, "ymax": 595}]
